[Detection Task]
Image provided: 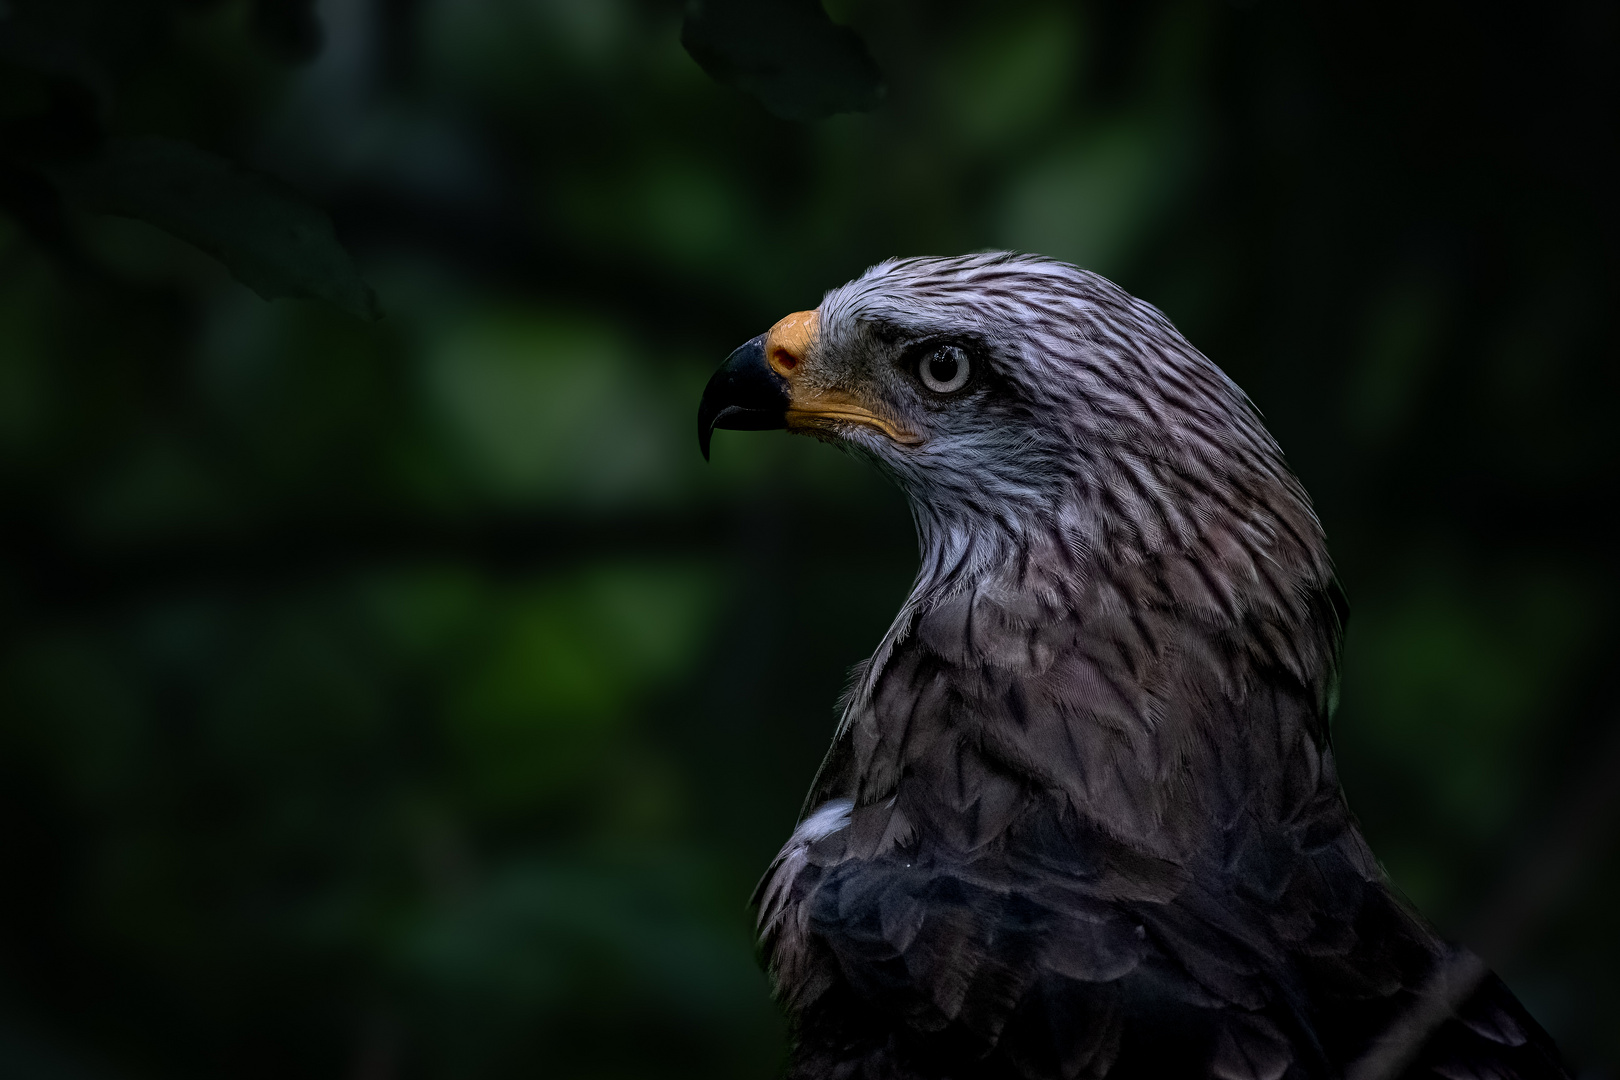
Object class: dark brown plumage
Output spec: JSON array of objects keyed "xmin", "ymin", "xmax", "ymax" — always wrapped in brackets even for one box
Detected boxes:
[{"xmin": 699, "ymin": 253, "xmax": 1568, "ymax": 1080}]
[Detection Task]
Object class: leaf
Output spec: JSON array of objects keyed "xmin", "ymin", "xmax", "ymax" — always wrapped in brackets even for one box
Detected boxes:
[
  {"xmin": 681, "ymin": 0, "xmax": 884, "ymax": 122},
  {"xmin": 251, "ymin": 0, "xmax": 325, "ymax": 64},
  {"xmin": 57, "ymin": 136, "xmax": 380, "ymax": 320}
]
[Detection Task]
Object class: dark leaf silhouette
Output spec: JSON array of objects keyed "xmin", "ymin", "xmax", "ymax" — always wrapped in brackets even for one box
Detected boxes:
[
  {"xmin": 681, "ymin": 0, "xmax": 884, "ymax": 122},
  {"xmin": 57, "ymin": 136, "xmax": 380, "ymax": 319},
  {"xmin": 251, "ymin": 0, "xmax": 324, "ymax": 64}
]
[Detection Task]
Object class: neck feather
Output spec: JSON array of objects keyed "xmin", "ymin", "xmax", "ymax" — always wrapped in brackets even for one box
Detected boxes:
[{"xmin": 806, "ymin": 480, "xmax": 1345, "ymax": 857}]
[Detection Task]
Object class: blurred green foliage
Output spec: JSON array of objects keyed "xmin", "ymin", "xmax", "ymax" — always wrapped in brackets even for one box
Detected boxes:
[{"xmin": 1, "ymin": 1, "xmax": 1616, "ymax": 1077}]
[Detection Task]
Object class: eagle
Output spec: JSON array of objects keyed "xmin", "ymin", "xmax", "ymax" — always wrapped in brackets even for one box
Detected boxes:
[{"xmin": 696, "ymin": 253, "xmax": 1568, "ymax": 1080}]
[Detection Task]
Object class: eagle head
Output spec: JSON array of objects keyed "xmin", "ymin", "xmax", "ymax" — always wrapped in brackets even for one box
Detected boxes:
[{"xmin": 700, "ymin": 253, "xmax": 1338, "ymax": 710}]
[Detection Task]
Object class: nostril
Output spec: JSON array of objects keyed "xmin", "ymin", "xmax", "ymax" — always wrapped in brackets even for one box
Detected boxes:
[{"xmin": 764, "ymin": 310, "xmax": 819, "ymax": 379}]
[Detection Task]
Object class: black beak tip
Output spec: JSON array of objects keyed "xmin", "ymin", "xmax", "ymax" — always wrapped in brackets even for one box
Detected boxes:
[{"xmin": 696, "ymin": 334, "xmax": 789, "ymax": 462}]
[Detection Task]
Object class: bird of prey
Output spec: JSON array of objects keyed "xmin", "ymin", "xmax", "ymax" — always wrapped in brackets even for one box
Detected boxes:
[{"xmin": 696, "ymin": 253, "xmax": 1568, "ymax": 1080}]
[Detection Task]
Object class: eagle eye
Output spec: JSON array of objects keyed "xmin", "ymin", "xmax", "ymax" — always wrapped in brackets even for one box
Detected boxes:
[{"xmin": 918, "ymin": 345, "xmax": 971, "ymax": 394}]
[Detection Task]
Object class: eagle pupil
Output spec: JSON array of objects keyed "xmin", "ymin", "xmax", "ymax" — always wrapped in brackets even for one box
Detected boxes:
[{"xmin": 920, "ymin": 346, "xmax": 969, "ymax": 393}]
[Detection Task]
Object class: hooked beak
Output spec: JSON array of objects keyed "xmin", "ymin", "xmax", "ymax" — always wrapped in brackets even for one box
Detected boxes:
[
  {"xmin": 696, "ymin": 334, "xmax": 790, "ymax": 461},
  {"xmin": 697, "ymin": 309, "xmax": 919, "ymax": 460}
]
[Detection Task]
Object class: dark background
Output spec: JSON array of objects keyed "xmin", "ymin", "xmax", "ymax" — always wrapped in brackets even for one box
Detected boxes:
[{"xmin": 1, "ymin": 1, "xmax": 1616, "ymax": 1077}]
